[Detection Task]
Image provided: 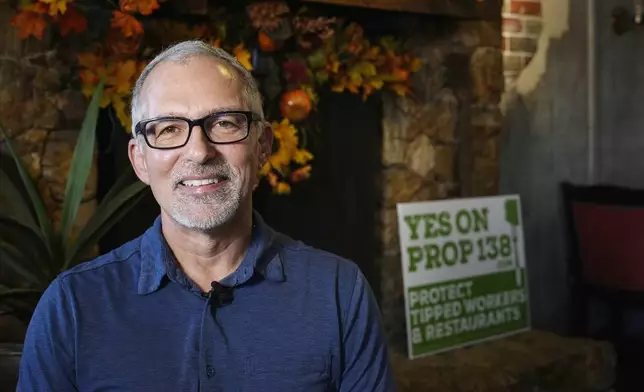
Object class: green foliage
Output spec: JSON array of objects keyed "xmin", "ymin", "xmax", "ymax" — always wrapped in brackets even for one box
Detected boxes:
[{"xmin": 0, "ymin": 79, "xmax": 150, "ymax": 322}]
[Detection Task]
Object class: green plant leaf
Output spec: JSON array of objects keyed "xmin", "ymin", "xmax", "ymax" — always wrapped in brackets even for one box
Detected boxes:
[
  {"xmin": 0, "ymin": 123, "xmax": 53, "ymax": 256},
  {"xmin": 59, "ymin": 77, "xmax": 105, "ymax": 250},
  {"xmin": 0, "ymin": 288, "xmax": 43, "ymax": 299},
  {"xmin": 0, "ymin": 168, "xmax": 38, "ymax": 233},
  {"xmin": 0, "ymin": 216, "xmax": 53, "ymax": 279},
  {"xmin": 65, "ymin": 179, "xmax": 149, "ymax": 268},
  {"xmin": 0, "ymin": 239, "xmax": 42, "ymax": 286}
]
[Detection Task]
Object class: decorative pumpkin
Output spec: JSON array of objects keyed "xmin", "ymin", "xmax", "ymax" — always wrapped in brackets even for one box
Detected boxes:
[{"xmin": 279, "ymin": 89, "xmax": 312, "ymax": 122}]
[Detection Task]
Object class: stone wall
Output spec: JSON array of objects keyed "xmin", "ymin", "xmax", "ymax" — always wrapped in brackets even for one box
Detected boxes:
[
  {"xmin": 0, "ymin": 5, "xmax": 95, "ymax": 242},
  {"xmin": 378, "ymin": 18, "xmax": 503, "ymax": 351}
]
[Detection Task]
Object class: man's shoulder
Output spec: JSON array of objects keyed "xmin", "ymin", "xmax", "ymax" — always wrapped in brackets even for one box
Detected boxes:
[
  {"xmin": 273, "ymin": 232, "xmax": 362, "ymax": 283},
  {"xmin": 57, "ymin": 235, "xmax": 144, "ymax": 285}
]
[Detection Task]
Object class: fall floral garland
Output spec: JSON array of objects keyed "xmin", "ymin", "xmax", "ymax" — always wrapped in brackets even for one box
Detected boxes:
[{"xmin": 10, "ymin": 0, "xmax": 422, "ymax": 194}]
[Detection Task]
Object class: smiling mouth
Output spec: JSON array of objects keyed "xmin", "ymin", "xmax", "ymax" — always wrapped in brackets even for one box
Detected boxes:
[{"xmin": 179, "ymin": 175, "xmax": 229, "ymax": 187}]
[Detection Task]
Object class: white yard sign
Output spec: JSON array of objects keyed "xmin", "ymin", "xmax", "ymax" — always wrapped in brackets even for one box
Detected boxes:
[{"xmin": 397, "ymin": 195, "xmax": 531, "ymax": 359}]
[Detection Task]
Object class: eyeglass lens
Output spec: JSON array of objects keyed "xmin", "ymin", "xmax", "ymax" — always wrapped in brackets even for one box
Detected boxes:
[{"xmin": 143, "ymin": 113, "xmax": 249, "ymax": 148}]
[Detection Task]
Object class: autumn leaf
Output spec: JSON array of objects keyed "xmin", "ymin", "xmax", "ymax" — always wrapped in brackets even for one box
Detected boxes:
[
  {"xmin": 56, "ymin": 5, "xmax": 87, "ymax": 36},
  {"xmin": 108, "ymin": 60, "xmax": 138, "ymax": 95},
  {"xmin": 41, "ymin": 0, "xmax": 67, "ymax": 16},
  {"xmin": 389, "ymin": 83, "xmax": 411, "ymax": 97},
  {"xmin": 331, "ymin": 80, "xmax": 345, "ymax": 93},
  {"xmin": 77, "ymin": 52, "xmax": 109, "ymax": 100},
  {"xmin": 233, "ymin": 44, "xmax": 253, "ymax": 71},
  {"xmin": 267, "ymin": 172, "xmax": 279, "ymax": 187},
  {"xmin": 111, "ymin": 96, "xmax": 132, "ymax": 132},
  {"xmin": 111, "ymin": 10, "xmax": 143, "ymax": 38},
  {"xmin": 291, "ymin": 165, "xmax": 311, "ymax": 183},
  {"xmin": 300, "ymin": 84, "xmax": 318, "ymax": 105},
  {"xmin": 326, "ymin": 57, "xmax": 340, "ymax": 74},
  {"xmin": 120, "ymin": 0, "xmax": 160, "ymax": 15},
  {"xmin": 363, "ymin": 46, "xmax": 381, "ymax": 61},
  {"xmin": 77, "ymin": 52, "xmax": 103, "ymax": 69},
  {"xmin": 409, "ymin": 57, "xmax": 423, "ymax": 72},
  {"xmin": 362, "ymin": 77, "xmax": 384, "ymax": 100},
  {"xmin": 138, "ymin": 0, "xmax": 160, "ymax": 15},
  {"xmin": 209, "ymin": 39, "xmax": 221, "ymax": 48},
  {"xmin": 22, "ymin": 2, "xmax": 49, "ymax": 14},
  {"xmin": 11, "ymin": 10, "xmax": 48, "ymax": 40}
]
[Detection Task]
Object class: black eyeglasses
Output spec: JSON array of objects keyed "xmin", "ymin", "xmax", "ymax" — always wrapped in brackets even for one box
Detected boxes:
[{"xmin": 134, "ymin": 110, "xmax": 262, "ymax": 150}]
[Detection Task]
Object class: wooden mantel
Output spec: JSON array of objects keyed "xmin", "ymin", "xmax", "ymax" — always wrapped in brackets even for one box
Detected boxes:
[{"xmin": 301, "ymin": 0, "xmax": 502, "ymax": 19}]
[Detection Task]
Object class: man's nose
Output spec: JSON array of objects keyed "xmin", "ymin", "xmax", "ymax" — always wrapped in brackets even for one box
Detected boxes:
[{"xmin": 184, "ymin": 126, "xmax": 218, "ymax": 163}]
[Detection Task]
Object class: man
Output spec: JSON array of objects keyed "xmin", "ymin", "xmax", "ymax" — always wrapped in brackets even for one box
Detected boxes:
[{"xmin": 18, "ymin": 40, "xmax": 396, "ymax": 391}]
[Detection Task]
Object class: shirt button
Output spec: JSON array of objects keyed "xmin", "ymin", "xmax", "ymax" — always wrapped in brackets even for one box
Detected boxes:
[{"xmin": 206, "ymin": 365, "xmax": 215, "ymax": 378}]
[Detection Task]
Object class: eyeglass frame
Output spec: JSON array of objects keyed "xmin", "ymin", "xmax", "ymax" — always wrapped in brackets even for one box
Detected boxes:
[{"xmin": 133, "ymin": 110, "xmax": 264, "ymax": 150}]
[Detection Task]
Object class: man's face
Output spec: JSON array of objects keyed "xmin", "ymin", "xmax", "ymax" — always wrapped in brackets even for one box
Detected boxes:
[{"xmin": 128, "ymin": 56, "xmax": 272, "ymax": 230}]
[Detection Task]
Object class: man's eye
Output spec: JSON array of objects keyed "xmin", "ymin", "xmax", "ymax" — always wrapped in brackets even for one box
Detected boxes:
[
  {"xmin": 215, "ymin": 121, "xmax": 238, "ymax": 128},
  {"xmin": 156, "ymin": 126, "xmax": 181, "ymax": 136}
]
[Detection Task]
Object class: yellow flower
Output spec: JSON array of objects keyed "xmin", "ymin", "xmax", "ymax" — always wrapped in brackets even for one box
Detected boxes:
[
  {"xmin": 275, "ymin": 182, "xmax": 291, "ymax": 194},
  {"xmin": 233, "ymin": 43, "xmax": 253, "ymax": 71},
  {"xmin": 294, "ymin": 149, "xmax": 313, "ymax": 165},
  {"xmin": 259, "ymin": 162, "xmax": 272, "ymax": 176},
  {"xmin": 269, "ymin": 118, "xmax": 300, "ymax": 171},
  {"xmin": 269, "ymin": 149, "xmax": 291, "ymax": 171}
]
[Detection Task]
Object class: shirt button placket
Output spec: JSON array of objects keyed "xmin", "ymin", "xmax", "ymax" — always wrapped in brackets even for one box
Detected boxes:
[{"xmin": 206, "ymin": 365, "xmax": 215, "ymax": 378}]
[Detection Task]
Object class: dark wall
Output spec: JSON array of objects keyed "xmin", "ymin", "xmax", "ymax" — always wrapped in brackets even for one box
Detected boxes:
[{"xmin": 499, "ymin": 0, "xmax": 644, "ymax": 334}]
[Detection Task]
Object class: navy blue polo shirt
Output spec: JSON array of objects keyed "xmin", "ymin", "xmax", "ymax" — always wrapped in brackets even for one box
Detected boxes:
[{"xmin": 17, "ymin": 212, "xmax": 396, "ymax": 391}]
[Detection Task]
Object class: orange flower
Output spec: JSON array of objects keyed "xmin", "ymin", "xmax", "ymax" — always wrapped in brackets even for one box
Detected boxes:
[
  {"xmin": 119, "ymin": 0, "xmax": 160, "ymax": 16},
  {"xmin": 111, "ymin": 10, "xmax": 143, "ymax": 38},
  {"xmin": 10, "ymin": 10, "xmax": 48, "ymax": 40},
  {"xmin": 56, "ymin": 5, "xmax": 87, "ymax": 36}
]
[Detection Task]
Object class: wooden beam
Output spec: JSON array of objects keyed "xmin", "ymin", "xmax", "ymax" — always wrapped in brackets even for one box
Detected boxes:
[{"xmin": 301, "ymin": 0, "xmax": 502, "ymax": 19}]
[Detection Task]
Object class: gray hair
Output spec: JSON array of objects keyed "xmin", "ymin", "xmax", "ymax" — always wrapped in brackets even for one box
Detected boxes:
[{"xmin": 130, "ymin": 40, "xmax": 264, "ymax": 136}]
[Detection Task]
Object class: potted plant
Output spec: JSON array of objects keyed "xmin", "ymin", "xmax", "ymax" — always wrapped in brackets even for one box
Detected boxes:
[{"xmin": 0, "ymin": 79, "xmax": 150, "ymax": 348}]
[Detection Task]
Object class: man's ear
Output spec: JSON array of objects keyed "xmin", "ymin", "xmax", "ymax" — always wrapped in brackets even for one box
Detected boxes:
[
  {"xmin": 128, "ymin": 138, "xmax": 150, "ymax": 185},
  {"xmin": 258, "ymin": 121, "xmax": 274, "ymax": 168}
]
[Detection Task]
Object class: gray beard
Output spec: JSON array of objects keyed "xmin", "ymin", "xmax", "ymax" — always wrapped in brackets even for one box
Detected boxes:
[{"xmin": 169, "ymin": 180, "xmax": 242, "ymax": 231}]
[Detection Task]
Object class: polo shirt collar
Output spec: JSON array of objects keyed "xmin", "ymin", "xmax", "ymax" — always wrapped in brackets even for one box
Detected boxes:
[{"xmin": 137, "ymin": 210, "xmax": 285, "ymax": 295}]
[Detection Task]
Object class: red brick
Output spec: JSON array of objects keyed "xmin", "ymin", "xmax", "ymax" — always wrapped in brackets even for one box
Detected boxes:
[
  {"xmin": 503, "ymin": 17, "xmax": 523, "ymax": 33},
  {"xmin": 510, "ymin": 1, "xmax": 541, "ymax": 16}
]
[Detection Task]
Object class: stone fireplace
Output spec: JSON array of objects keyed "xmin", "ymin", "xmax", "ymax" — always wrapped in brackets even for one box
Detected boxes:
[
  {"xmin": 0, "ymin": 1, "xmax": 503, "ymax": 354},
  {"xmin": 375, "ymin": 16, "xmax": 503, "ymax": 350}
]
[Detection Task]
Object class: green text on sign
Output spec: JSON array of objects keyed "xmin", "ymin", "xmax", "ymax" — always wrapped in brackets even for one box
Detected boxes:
[{"xmin": 407, "ymin": 270, "xmax": 529, "ymax": 356}]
